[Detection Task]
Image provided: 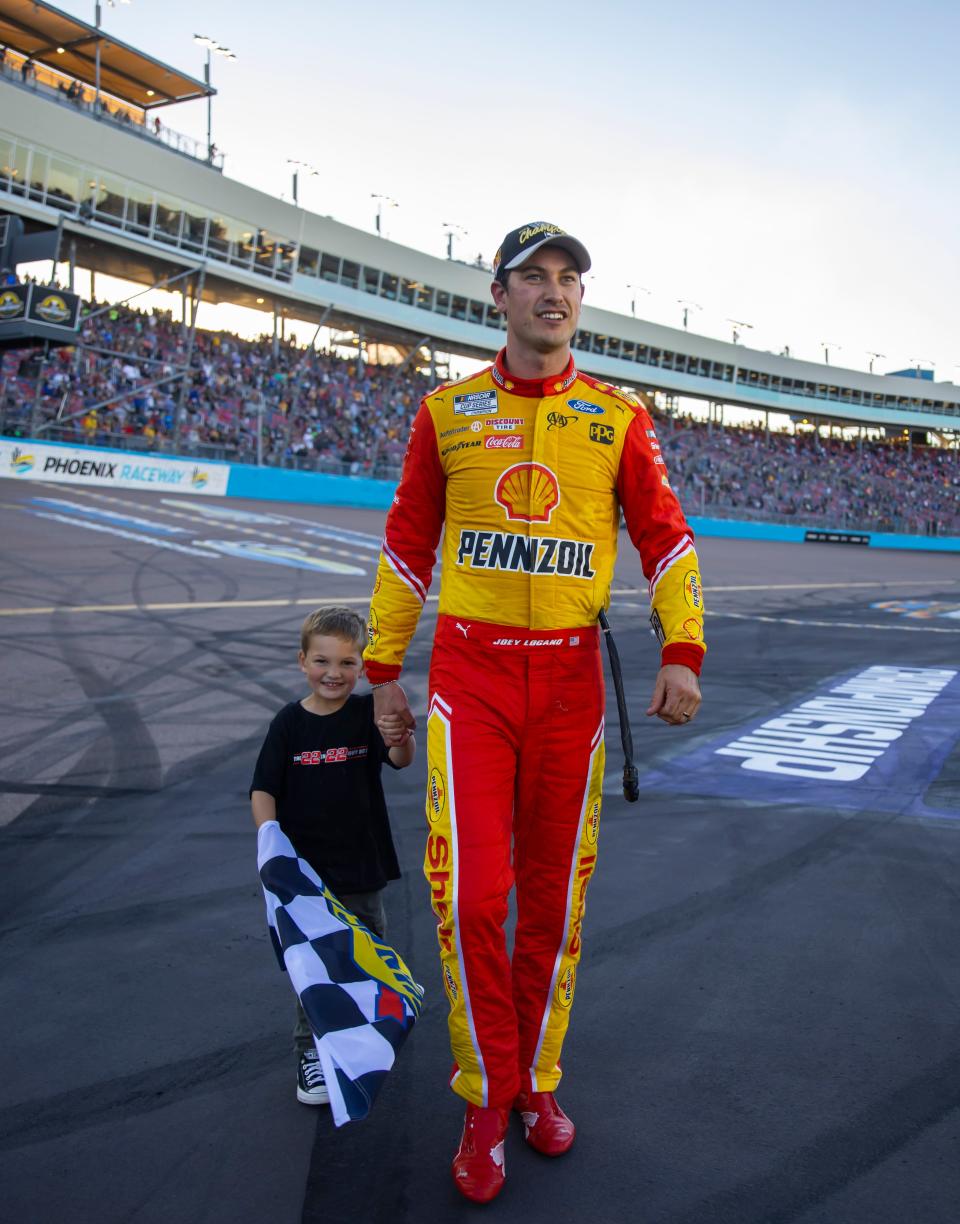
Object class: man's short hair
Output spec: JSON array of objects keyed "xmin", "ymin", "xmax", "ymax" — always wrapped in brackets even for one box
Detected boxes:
[{"xmin": 300, "ymin": 606, "xmax": 367, "ymax": 653}]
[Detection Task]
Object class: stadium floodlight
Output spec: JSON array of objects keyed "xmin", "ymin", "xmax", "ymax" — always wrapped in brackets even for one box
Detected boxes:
[
  {"xmin": 371, "ymin": 194, "xmax": 398, "ymax": 237},
  {"xmin": 626, "ymin": 284, "xmax": 651, "ymax": 318},
  {"xmin": 287, "ymin": 160, "xmax": 320, "ymax": 206},
  {"xmin": 866, "ymin": 351, "xmax": 886, "ymax": 373},
  {"xmin": 193, "ymin": 35, "xmax": 237, "ymax": 164},
  {"xmin": 821, "ymin": 341, "xmax": 841, "ymax": 365},
  {"xmin": 727, "ymin": 319, "xmax": 753, "ymax": 344},
  {"xmin": 677, "ymin": 300, "xmax": 702, "ymax": 330},
  {"xmin": 442, "ymin": 222, "xmax": 468, "ymax": 261},
  {"xmin": 908, "ymin": 356, "xmax": 934, "ymax": 375}
]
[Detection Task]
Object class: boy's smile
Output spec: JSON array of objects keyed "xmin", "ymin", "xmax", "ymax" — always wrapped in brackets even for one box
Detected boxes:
[{"xmin": 299, "ymin": 632, "xmax": 363, "ymax": 713}]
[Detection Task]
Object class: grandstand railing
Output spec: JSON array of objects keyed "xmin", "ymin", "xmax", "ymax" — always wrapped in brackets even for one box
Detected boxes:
[{"xmin": 0, "ymin": 60, "xmax": 224, "ymax": 171}]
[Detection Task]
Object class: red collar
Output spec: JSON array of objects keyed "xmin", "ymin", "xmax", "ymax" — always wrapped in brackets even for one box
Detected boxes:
[{"xmin": 491, "ymin": 348, "xmax": 577, "ymax": 398}]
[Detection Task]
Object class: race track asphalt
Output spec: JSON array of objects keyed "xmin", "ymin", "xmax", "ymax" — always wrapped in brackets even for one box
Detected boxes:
[{"xmin": 1, "ymin": 478, "xmax": 958, "ymax": 1224}]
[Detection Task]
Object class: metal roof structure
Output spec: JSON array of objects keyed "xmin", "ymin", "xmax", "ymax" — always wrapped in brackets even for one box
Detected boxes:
[{"xmin": 0, "ymin": 0, "xmax": 211, "ymax": 108}]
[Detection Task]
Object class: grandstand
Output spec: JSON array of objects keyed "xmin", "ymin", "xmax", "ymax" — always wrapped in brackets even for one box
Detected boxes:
[{"xmin": 1, "ymin": 0, "xmax": 958, "ymax": 538}]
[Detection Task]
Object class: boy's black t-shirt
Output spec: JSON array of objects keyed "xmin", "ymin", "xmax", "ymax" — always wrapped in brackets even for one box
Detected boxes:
[{"xmin": 250, "ymin": 694, "xmax": 401, "ymax": 896}]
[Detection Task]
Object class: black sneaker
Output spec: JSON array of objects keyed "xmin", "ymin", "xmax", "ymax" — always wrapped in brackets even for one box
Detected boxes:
[{"xmin": 296, "ymin": 1048, "xmax": 329, "ymax": 1105}]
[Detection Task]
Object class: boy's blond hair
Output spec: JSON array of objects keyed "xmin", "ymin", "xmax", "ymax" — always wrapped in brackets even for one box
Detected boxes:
[{"xmin": 300, "ymin": 606, "xmax": 367, "ymax": 654}]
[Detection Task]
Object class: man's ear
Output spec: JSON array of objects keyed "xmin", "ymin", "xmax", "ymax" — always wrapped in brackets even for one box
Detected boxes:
[{"xmin": 491, "ymin": 278, "xmax": 508, "ymax": 316}]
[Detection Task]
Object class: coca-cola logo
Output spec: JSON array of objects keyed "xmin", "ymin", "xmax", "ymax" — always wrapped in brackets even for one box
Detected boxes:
[{"xmin": 485, "ymin": 435, "xmax": 523, "ymax": 449}]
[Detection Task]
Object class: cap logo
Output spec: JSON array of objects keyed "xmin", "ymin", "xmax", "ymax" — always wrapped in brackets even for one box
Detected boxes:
[{"xmin": 518, "ymin": 223, "xmax": 565, "ymax": 246}]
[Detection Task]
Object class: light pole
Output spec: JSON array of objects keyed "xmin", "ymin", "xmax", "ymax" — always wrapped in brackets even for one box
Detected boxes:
[
  {"xmin": 626, "ymin": 284, "xmax": 651, "ymax": 318},
  {"xmin": 727, "ymin": 319, "xmax": 753, "ymax": 344},
  {"xmin": 193, "ymin": 35, "xmax": 236, "ymax": 162},
  {"xmin": 286, "ymin": 159, "xmax": 319, "ymax": 206},
  {"xmin": 94, "ymin": 2, "xmax": 132, "ymax": 111},
  {"xmin": 908, "ymin": 356, "xmax": 934, "ymax": 376},
  {"xmin": 821, "ymin": 341, "xmax": 841, "ymax": 365},
  {"xmin": 866, "ymin": 351, "xmax": 886, "ymax": 374},
  {"xmin": 442, "ymin": 222, "xmax": 467, "ymax": 260},
  {"xmin": 371, "ymin": 194, "xmax": 398, "ymax": 237},
  {"xmin": 677, "ymin": 299, "xmax": 702, "ymax": 330}
]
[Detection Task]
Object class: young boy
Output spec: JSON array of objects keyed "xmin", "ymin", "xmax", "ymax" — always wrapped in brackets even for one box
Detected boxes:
[{"xmin": 250, "ymin": 605, "xmax": 415, "ymax": 1106}]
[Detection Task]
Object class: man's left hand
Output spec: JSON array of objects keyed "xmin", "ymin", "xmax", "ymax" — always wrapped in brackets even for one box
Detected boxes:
[{"xmin": 646, "ymin": 664, "xmax": 702, "ymax": 726}]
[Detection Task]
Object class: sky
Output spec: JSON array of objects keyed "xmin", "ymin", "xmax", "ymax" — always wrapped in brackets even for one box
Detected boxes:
[{"xmin": 48, "ymin": 0, "xmax": 960, "ymax": 382}]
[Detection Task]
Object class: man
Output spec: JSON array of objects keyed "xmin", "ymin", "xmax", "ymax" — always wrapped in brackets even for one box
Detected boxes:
[{"xmin": 365, "ymin": 222, "xmax": 705, "ymax": 1203}]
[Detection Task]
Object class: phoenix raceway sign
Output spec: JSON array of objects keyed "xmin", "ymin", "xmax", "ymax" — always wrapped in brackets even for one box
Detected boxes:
[
  {"xmin": 0, "ymin": 440, "xmax": 229, "ymax": 497},
  {"xmin": 637, "ymin": 665, "xmax": 959, "ymax": 821}
]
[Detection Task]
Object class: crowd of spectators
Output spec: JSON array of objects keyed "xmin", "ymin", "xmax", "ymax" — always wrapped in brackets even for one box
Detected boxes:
[
  {"xmin": 2, "ymin": 301, "xmax": 958, "ymax": 535},
  {"xmin": 664, "ymin": 418, "xmax": 960, "ymax": 535},
  {"xmin": 0, "ymin": 301, "xmax": 431, "ymax": 475}
]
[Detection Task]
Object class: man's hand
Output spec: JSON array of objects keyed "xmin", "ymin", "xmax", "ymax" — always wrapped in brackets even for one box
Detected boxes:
[
  {"xmin": 646, "ymin": 664, "xmax": 702, "ymax": 727},
  {"xmin": 374, "ymin": 681, "xmax": 416, "ymax": 745}
]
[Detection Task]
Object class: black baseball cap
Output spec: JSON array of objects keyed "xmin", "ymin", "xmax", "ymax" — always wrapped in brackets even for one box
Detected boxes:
[{"xmin": 492, "ymin": 222, "xmax": 591, "ymax": 284}]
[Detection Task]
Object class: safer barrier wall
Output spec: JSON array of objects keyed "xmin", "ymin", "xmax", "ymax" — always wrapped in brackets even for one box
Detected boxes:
[{"xmin": 2, "ymin": 435, "xmax": 958, "ymax": 552}]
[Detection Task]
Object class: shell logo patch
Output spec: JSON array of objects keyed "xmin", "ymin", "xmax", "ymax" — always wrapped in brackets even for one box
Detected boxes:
[
  {"xmin": 683, "ymin": 617, "xmax": 702, "ymax": 641},
  {"xmin": 494, "ymin": 462, "xmax": 560, "ymax": 524},
  {"xmin": 428, "ymin": 767, "xmax": 446, "ymax": 822},
  {"xmin": 684, "ymin": 570, "xmax": 703, "ymax": 610}
]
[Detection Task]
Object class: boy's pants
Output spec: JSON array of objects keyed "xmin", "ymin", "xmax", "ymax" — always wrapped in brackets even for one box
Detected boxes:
[{"xmin": 292, "ymin": 888, "xmax": 387, "ymax": 1053}]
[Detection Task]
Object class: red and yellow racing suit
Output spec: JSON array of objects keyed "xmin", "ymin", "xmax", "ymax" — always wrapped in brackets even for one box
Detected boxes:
[{"xmin": 364, "ymin": 349, "xmax": 705, "ymax": 1107}]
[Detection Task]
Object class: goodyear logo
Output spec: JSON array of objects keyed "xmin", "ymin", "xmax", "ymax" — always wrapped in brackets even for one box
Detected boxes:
[
  {"xmin": 428, "ymin": 767, "xmax": 446, "ymax": 822},
  {"xmin": 589, "ymin": 423, "xmax": 614, "ymax": 446},
  {"xmin": 556, "ymin": 965, "xmax": 575, "ymax": 1009},
  {"xmin": 10, "ymin": 446, "xmax": 34, "ymax": 475},
  {"xmin": 0, "ymin": 290, "xmax": 25, "ymax": 320},
  {"xmin": 586, "ymin": 800, "xmax": 600, "ymax": 845},
  {"xmin": 684, "ymin": 571, "xmax": 703, "ymax": 610},
  {"xmin": 35, "ymin": 294, "xmax": 70, "ymax": 324}
]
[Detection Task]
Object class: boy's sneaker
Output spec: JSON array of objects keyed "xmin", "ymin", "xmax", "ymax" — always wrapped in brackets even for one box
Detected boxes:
[{"xmin": 296, "ymin": 1048, "xmax": 329, "ymax": 1105}]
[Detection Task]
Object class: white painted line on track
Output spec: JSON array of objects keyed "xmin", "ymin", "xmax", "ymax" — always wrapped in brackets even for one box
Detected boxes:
[
  {"xmin": 24, "ymin": 510, "xmax": 224, "ymax": 559},
  {"xmin": 0, "ymin": 595, "xmax": 440, "ymax": 618},
  {"xmin": 708, "ymin": 609, "xmax": 960, "ymax": 634},
  {"xmin": 58, "ymin": 486, "xmax": 369, "ymax": 564}
]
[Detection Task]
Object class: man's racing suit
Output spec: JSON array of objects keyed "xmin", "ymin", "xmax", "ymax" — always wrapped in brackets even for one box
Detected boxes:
[{"xmin": 364, "ymin": 349, "xmax": 706, "ymax": 1107}]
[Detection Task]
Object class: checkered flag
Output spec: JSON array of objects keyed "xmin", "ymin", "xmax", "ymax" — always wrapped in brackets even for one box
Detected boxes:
[{"xmin": 257, "ymin": 822, "xmax": 424, "ymax": 1127}]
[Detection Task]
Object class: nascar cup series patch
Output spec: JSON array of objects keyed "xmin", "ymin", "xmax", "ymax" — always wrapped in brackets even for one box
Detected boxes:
[{"xmin": 454, "ymin": 389, "xmax": 499, "ymax": 417}]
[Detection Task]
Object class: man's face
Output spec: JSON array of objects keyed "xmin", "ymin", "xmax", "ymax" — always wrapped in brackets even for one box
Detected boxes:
[{"xmin": 491, "ymin": 246, "xmax": 584, "ymax": 357}]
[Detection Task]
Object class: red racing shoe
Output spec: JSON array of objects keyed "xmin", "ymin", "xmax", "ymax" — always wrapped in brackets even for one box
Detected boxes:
[
  {"xmin": 513, "ymin": 1091, "xmax": 576, "ymax": 1156},
  {"xmin": 451, "ymin": 1104, "xmax": 509, "ymax": 1203}
]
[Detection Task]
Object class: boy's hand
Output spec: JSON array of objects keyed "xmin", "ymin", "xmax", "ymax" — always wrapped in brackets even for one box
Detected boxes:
[
  {"xmin": 377, "ymin": 712, "xmax": 412, "ymax": 746},
  {"xmin": 374, "ymin": 681, "xmax": 415, "ymax": 746}
]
